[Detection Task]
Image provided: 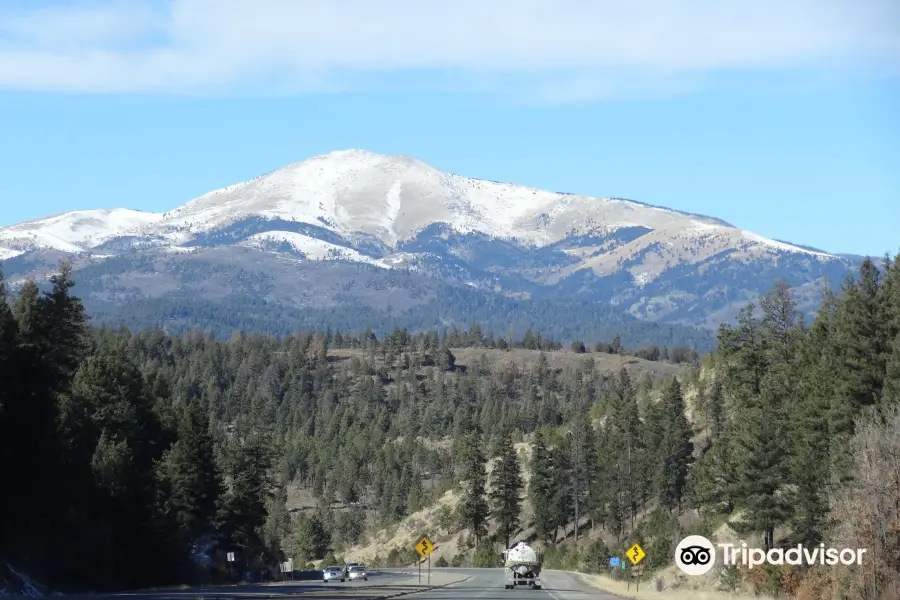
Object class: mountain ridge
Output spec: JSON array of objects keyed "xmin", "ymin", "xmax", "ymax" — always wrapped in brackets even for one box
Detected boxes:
[
  {"xmin": 1, "ymin": 149, "xmax": 825, "ymax": 257},
  {"xmin": 0, "ymin": 149, "xmax": 861, "ymax": 338}
]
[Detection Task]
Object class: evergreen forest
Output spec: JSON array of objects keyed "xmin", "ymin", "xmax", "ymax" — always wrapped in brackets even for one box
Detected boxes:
[{"xmin": 0, "ymin": 254, "xmax": 898, "ymax": 599}]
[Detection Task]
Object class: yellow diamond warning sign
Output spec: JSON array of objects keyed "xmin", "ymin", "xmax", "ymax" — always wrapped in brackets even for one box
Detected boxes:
[
  {"xmin": 626, "ymin": 543, "xmax": 646, "ymax": 565},
  {"xmin": 415, "ymin": 535, "xmax": 434, "ymax": 558}
]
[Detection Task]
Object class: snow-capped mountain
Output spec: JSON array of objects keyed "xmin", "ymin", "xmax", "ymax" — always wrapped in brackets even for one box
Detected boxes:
[
  {"xmin": 0, "ymin": 208, "xmax": 163, "ymax": 259},
  {"xmin": 0, "ymin": 150, "xmax": 860, "ymax": 336}
]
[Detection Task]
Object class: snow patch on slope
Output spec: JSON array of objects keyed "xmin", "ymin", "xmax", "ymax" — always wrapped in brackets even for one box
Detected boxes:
[
  {"xmin": 550, "ymin": 220, "xmax": 826, "ymax": 287},
  {"xmin": 740, "ymin": 230, "xmax": 832, "ymax": 257},
  {"xmin": 0, "ymin": 209, "xmax": 162, "ymax": 253},
  {"xmin": 0, "ymin": 248, "xmax": 25, "ymax": 261},
  {"xmin": 240, "ymin": 231, "xmax": 390, "ymax": 269},
  {"xmin": 161, "ymin": 245, "xmax": 197, "ymax": 254}
]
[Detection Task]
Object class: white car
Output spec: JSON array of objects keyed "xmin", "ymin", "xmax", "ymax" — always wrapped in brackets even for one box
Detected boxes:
[
  {"xmin": 323, "ymin": 566, "xmax": 345, "ymax": 582},
  {"xmin": 348, "ymin": 566, "xmax": 368, "ymax": 581}
]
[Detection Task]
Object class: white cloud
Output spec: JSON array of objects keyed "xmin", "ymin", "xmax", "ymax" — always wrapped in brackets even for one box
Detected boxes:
[{"xmin": 0, "ymin": 0, "xmax": 896, "ymax": 97}]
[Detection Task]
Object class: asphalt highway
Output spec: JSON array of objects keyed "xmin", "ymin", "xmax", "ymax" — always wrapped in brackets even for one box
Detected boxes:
[
  {"xmin": 399, "ymin": 568, "xmax": 628, "ymax": 600},
  {"xmin": 71, "ymin": 568, "xmax": 628, "ymax": 600}
]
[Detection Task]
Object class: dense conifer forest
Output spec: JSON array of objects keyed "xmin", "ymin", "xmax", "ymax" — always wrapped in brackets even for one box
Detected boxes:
[{"xmin": 0, "ymin": 253, "xmax": 898, "ymax": 599}]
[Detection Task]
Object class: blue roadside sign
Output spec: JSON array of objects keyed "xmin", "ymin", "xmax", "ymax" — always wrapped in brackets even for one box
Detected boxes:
[{"xmin": 609, "ymin": 557, "xmax": 621, "ymax": 567}]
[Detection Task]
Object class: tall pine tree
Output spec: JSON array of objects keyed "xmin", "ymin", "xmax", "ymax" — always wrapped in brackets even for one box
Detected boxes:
[
  {"xmin": 722, "ymin": 284, "xmax": 799, "ymax": 550},
  {"xmin": 457, "ymin": 428, "xmax": 489, "ymax": 546},
  {"xmin": 653, "ymin": 377, "xmax": 694, "ymax": 511},
  {"xmin": 156, "ymin": 398, "xmax": 224, "ymax": 556},
  {"xmin": 528, "ymin": 430, "xmax": 557, "ymax": 543},
  {"xmin": 489, "ymin": 432, "xmax": 523, "ymax": 549},
  {"xmin": 218, "ymin": 427, "xmax": 278, "ymax": 562}
]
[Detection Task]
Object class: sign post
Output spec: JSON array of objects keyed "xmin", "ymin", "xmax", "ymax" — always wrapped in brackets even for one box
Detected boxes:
[
  {"xmin": 415, "ymin": 534, "xmax": 435, "ymax": 585},
  {"xmin": 625, "ymin": 544, "xmax": 646, "ymax": 592},
  {"xmin": 227, "ymin": 552, "xmax": 236, "ymax": 580},
  {"xmin": 279, "ymin": 560, "xmax": 294, "ymax": 581}
]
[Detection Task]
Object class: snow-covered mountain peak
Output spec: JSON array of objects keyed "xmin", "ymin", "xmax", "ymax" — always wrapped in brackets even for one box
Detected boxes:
[
  {"xmin": 1, "ymin": 150, "xmax": 838, "ymax": 265},
  {"xmin": 158, "ymin": 149, "xmax": 460, "ymax": 244},
  {"xmin": 0, "ymin": 150, "xmax": 858, "ymax": 332}
]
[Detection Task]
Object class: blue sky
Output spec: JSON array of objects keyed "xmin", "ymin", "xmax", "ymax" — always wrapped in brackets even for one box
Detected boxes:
[{"xmin": 0, "ymin": 0, "xmax": 898, "ymax": 256}]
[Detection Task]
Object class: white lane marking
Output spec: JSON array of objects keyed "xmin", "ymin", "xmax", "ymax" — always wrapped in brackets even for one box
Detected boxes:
[
  {"xmin": 542, "ymin": 573, "xmax": 562, "ymax": 600},
  {"xmin": 473, "ymin": 573, "xmax": 502, "ymax": 598}
]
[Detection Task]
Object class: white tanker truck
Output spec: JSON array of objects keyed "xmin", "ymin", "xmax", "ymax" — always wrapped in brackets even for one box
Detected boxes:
[{"xmin": 501, "ymin": 542, "xmax": 543, "ymax": 590}]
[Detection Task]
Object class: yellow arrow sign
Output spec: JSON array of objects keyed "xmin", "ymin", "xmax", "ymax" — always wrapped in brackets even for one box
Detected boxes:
[
  {"xmin": 626, "ymin": 543, "xmax": 646, "ymax": 565},
  {"xmin": 415, "ymin": 535, "xmax": 434, "ymax": 558}
]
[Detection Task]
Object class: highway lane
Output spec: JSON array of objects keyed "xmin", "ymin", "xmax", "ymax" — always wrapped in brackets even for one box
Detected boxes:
[
  {"xmin": 403, "ymin": 568, "xmax": 629, "ymax": 600},
  {"xmin": 77, "ymin": 569, "xmax": 467, "ymax": 600},
  {"xmin": 63, "ymin": 568, "xmax": 628, "ymax": 600}
]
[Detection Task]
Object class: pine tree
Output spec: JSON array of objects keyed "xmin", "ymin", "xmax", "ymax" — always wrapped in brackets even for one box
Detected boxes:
[
  {"xmin": 218, "ymin": 428, "xmax": 277, "ymax": 558},
  {"xmin": 721, "ymin": 283, "xmax": 799, "ymax": 550},
  {"xmin": 687, "ymin": 430, "xmax": 739, "ymax": 516},
  {"xmin": 833, "ymin": 259, "xmax": 888, "ymax": 415},
  {"xmin": 59, "ymin": 338, "xmax": 167, "ymax": 585},
  {"xmin": 642, "ymin": 394, "xmax": 666, "ymax": 500},
  {"xmin": 789, "ymin": 294, "xmax": 840, "ymax": 545},
  {"xmin": 262, "ymin": 484, "xmax": 291, "ymax": 555},
  {"xmin": 884, "ymin": 332, "xmax": 900, "ymax": 402},
  {"xmin": 654, "ymin": 377, "xmax": 694, "ymax": 511},
  {"xmin": 880, "ymin": 255, "xmax": 900, "ymax": 379},
  {"xmin": 489, "ymin": 432, "xmax": 523, "ymax": 549},
  {"xmin": 0, "ymin": 267, "xmax": 16, "ymax": 410},
  {"xmin": 705, "ymin": 378, "xmax": 726, "ymax": 442},
  {"xmin": 40, "ymin": 261, "xmax": 88, "ymax": 384},
  {"xmin": 291, "ymin": 513, "xmax": 331, "ymax": 561},
  {"xmin": 605, "ymin": 368, "xmax": 644, "ymax": 530},
  {"xmin": 457, "ymin": 429, "xmax": 489, "ymax": 545},
  {"xmin": 550, "ymin": 438, "xmax": 573, "ymax": 541},
  {"xmin": 573, "ymin": 418, "xmax": 598, "ymax": 532},
  {"xmin": 407, "ymin": 470, "xmax": 426, "ymax": 514},
  {"xmin": 528, "ymin": 430, "xmax": 556, "ymax": 543},
  {"xmin": 0, "ymin": 268, "xmax": 18, "ymax": 552},
  {"xmin": 156, "ymin": 399, "xmax": 224, "ymax": 550},
  {"xmin": 732, "ymin": 403, "xmax": 793, "ymax": 550},
  {"xmin": 2, "ymin": 269, "xmax": 88, "ymax": 568},
  {"xmin": 593, "ymin": 420, "xmax": 626, "ymax": 539}
]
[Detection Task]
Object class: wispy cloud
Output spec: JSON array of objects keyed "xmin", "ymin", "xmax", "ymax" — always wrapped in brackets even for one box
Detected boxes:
[{"xmin": 0, "ymin": 0, "xmax": 896, "ymax": 98}]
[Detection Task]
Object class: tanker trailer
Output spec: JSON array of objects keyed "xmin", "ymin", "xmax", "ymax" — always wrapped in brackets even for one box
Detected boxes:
[{"xmin": 502, "ymin": 542, "xmax": 543, "ymax": 589}]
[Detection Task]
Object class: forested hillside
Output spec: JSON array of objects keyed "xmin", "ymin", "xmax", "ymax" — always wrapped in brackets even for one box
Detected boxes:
[
  {"xmin": 0, "ymin": 253, "xmax": 898, "ymax": 600},
  {"xmin": 0, "ymin": 260, "xmax": 688, "ymax": 591},
  {"xmin": 5, "ymin": 250, "xmax": 718, "ymax": 352},
  {"xmin": 379, "ymin": 255, "xmax": 899, "ymax": 600}
]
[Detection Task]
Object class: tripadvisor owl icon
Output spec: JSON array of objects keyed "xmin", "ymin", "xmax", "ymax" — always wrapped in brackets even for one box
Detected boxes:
[{"xmin": 675, "ymin": 535, "xmax": 716, "ymax": 576}]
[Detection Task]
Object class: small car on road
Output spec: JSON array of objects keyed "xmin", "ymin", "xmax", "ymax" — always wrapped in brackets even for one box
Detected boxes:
[
  {"xmin": 348, "ymin": 565, "xmax": 368, "ymax": 581},
  {"xmin": 323, "ymin": 565, "xmax": 345, "ymax": 582}
]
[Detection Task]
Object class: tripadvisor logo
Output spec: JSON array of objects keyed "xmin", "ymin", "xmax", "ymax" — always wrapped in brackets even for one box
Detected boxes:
[
  {"xmin": 675, "ymin": 535, "xmax": 868, "ymax": 576},
  {"xmin": 676, "ymin": 535, "xmax": 716, "ymax": 575}
]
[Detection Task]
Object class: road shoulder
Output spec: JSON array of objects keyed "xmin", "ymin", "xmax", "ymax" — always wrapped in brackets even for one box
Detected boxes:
[{"xmin": 557, "ymin": 569, "xmax": 768, "ymax": 600}]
